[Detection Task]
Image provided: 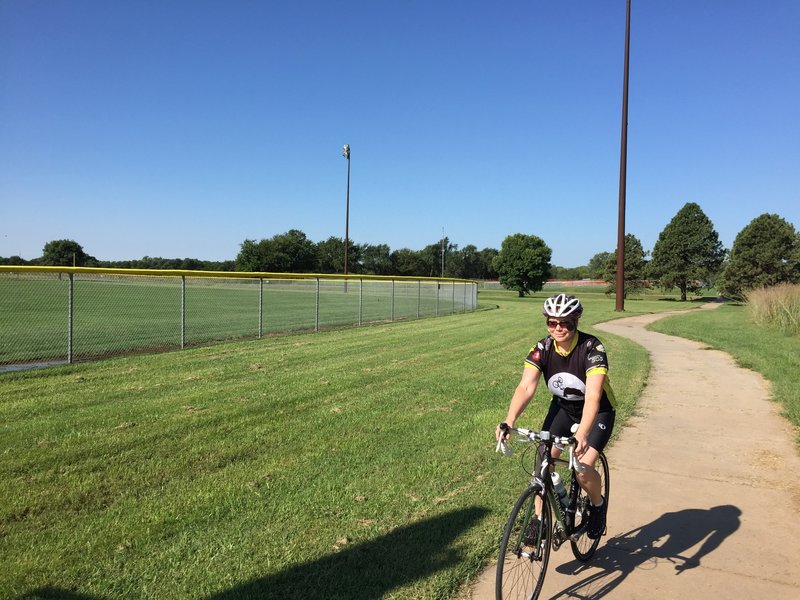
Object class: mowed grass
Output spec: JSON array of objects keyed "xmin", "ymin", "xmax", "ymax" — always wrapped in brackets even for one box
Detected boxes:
[
  {"xmin": 0, "ymin": 274, "xmax": 470, "ymax": 365},
  {"xmin": 1, "ymin": 291, "xmax": 697, "ymax": 599},
  {"xmin": 649, "ymin": 302, "xmax": 800, "ymax": 443}
]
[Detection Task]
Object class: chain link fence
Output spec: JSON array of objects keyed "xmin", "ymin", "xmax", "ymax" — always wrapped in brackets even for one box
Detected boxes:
[{"xmin": 0, "ymin": 267, "xmax": 478, "ymax": 370}]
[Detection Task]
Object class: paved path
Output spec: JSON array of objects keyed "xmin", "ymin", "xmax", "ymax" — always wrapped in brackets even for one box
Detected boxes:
[{"xmin": 463, "ymin": 306, "xmax": 800, "ymax": 599}]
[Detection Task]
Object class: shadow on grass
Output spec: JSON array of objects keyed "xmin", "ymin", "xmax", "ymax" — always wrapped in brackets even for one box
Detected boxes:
[
  {"xmin": 550, "ymin": 504, "xmax": 741, "ymax": 598},
  {"xmin": 653, "ymin": 296, "xmax": 719, "ymax": 303},
  {"xmin": 206, "ymin": 506, "xmax": 490, "ymax": 600}
]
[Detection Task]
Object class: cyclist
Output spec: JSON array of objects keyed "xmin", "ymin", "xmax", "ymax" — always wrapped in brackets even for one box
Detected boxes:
[{"xmin": 496, "ymin": 293, "xmax": 615, "ymax": 539}]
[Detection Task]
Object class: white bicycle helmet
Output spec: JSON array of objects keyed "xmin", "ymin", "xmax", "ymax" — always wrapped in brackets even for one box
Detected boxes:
[{"xmin": 542, "ymin": 293, "xmax": 583, "ymax": 319}]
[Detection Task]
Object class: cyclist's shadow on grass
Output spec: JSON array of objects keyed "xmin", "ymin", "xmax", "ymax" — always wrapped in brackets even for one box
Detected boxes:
[
  {"xmin": 206, "ymin": 506, "xmax": 489, "ymax": 600},
  {"xmin": 551, "ymin": 504, "xmax": 741, "ymax": 599}
]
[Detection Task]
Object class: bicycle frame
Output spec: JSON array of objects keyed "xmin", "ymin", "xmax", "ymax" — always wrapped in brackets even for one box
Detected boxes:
[
  {"xmin": 496, "ymin": 425, "xmax": 610, "ymax": 599},
  {"xmin": 536, "ymin": 442, "xmax": 587, "ymax": 547},
  {"xmin": 499, "ymin": 428, "xmax": 588, "ymax": 548}
]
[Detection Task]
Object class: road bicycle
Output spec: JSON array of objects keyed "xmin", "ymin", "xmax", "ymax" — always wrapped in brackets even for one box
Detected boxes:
[{"xmin": 494, "ymin": 424, "xmax": 610, "ymax": 600}]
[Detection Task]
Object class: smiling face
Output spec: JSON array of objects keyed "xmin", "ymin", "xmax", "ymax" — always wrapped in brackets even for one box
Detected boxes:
[{"xmin": 546, "ymin": 318, "xmax": 578, "ymax": 346}]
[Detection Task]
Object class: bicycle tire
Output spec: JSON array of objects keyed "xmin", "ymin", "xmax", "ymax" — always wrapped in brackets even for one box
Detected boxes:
[
  {"xmin": 496, "ymin": 484, "xmax": 551, "ymax": 600},
  {"xmin": 569, "ymin": 451, "xmax": 609, "ymax": 562}
]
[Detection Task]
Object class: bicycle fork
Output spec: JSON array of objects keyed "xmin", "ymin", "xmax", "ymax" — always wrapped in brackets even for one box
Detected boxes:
[{"xmin": 518, "ymin": 486, "xmax": 547, "ymax": 562}]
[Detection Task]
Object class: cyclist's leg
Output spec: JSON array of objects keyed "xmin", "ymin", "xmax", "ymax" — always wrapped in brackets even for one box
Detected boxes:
[
  {"xmin": 541, "ymin": 401, "xmax": 574, "ymax": 464},
  {"xmin": 576, "ymin": 447, "xmax": 603, "ymax": 505},
  {"xmin": 577, "ymin": 410, "xmax": 615, "ymax": 503},
  {"xmin": 570, "ymin": 450, "xmax": 609, "ymax": 558}
]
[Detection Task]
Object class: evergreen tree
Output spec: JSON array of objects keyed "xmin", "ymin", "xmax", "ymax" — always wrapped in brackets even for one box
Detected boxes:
[
  {"xmin": 648, "ymin": 202, "xmax": 726, "ymax": 300},
  {"xmin": 602, "ymin": 234, "xmax": 649, "ymax": 298},
  {"xmin": 717, "ymin": 214, "xmax": 800, "ymax": 299}
]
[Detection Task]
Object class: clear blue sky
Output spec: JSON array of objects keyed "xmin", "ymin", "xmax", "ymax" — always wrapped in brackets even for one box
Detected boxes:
[{"xmin": 1, "ymin": 0, "xmax": 798, "ymax": 267}]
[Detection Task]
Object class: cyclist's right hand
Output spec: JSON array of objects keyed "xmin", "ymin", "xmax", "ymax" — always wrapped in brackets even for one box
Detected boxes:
[{"xmin": 495, "ymin": 421, "xmax": 511, "ymax": 441}]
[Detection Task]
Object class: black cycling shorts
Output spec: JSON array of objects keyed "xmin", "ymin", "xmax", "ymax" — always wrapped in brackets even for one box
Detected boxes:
[{"xmin": 541, "ymin": 399, "xmax": 615, "ymax": 453}]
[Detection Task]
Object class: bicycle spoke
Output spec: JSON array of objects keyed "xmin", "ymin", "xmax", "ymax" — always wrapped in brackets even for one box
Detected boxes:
[{"xmin": 497, "ymin": 485, "xmax": 551, "ymax": 599}]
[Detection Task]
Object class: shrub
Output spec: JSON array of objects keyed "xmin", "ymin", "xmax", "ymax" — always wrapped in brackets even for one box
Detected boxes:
[{"xmin": 745, "ymin": 283, "xmax": 800, "ymax": 336}]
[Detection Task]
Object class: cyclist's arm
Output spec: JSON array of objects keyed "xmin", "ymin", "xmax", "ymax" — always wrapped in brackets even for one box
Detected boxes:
[
  {"xmin": 575, "ymin": 373, "xmax": 605, "ymax": 455},
  {"xmin": 497, "ymin": 366, "xmax": 542, "ymax": 440}
]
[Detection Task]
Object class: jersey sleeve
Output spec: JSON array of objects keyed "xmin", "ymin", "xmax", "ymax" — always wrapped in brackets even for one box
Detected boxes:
[
  {"xmin": 585, "ymin": 338, "xmax": 609, "ymax": 376},
  {"xmin": 524, "ymin": 341, "xmax": 546, "ymax": 371}
]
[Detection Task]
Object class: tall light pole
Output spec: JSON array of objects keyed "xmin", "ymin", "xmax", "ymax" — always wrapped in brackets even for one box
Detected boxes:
[
  {"xmin": 615, "ymin": 0, "xmax": 631, "ymax": 312},
  {"xmin": 342, "ymin": 144, "xmax": 351, "ymax": 287},
  {"xmin": 441, "ymin": 228, "xmax": 445, "ymax": 277}
]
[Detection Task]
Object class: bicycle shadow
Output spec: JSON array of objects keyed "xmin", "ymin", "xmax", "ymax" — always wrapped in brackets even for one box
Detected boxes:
[
  {"xmin": 205, "ymin": 506, "xmax": 489, "ymax": 600},
  {"xmin": 549, "ymin": 504, "xmax": 741, "ymax": 599}
]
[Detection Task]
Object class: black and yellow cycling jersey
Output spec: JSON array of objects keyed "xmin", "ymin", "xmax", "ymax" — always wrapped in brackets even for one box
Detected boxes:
[{"xmin": 524, "ymin": 331, "xmax": 616, "ymax": 419}]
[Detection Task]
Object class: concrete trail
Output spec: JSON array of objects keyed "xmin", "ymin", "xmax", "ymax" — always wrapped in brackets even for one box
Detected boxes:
[{"xmin": 463, "ymin": 305, "xmax": 800, "ymax": 599}]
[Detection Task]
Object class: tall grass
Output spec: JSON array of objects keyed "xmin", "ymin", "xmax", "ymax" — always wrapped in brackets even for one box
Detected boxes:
[
  {"xmin": 0, "ymin": 291, "xmax": 694, "ymax": 599},
  {"xmin": 745, "ymin": 283, "xmax": 800, "ymax": 336}
]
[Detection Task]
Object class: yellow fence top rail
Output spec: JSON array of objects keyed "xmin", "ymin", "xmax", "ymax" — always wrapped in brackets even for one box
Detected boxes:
[{"xmin": 0, "ymin": 265, "xmax": 476, "ymax": 285}]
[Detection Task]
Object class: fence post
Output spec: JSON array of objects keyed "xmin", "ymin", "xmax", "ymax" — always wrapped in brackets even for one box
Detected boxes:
[
  {"xmin": 67, "ymin": 272, "xmax": 74, "ymax": 364},
  {"xmin": 451, "ymin": 281, "xmax": 455, "ymax": 314},
  {"xmin": 463, "ymin": 282, "xmax": 467, "ymax": 312},
  {"xmin": 181, "ymin": 276, "xmax": 186, "ymax": 349},
  {"xmin": 417, "ymin": 280, "xmax": 421, "ymax": 319},
  {"xmin": 359, "ymin": 279, "xmax": 363, "ymax": 326},
  {"xmin": 259, "ymin": 278, "xmax": 264, "ymax": 338},
  {"xmin": 315, "ymin": 278, "xmax": 320, "ymax": 332},
  {"xmin": 436, "ymin": 281, "xmax": 440, "ymax": 317},
  {"xmin": 391, "ymin": 279, "xmax": 395, "ymax": 321}
]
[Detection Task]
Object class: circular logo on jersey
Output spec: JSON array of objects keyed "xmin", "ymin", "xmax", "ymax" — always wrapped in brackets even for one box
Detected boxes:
[{"xmin": 547, "ymin": 372, "xmax": 585, "ymax": 400}]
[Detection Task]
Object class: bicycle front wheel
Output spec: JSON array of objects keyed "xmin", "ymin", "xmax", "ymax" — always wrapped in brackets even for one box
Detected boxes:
[
  {"xmin": 496, "ymin": 484, "xmax": 551, "ymax": 600},
  {"xmin": 569, "ymin": 451, "xmax": 610, "ymax": 562}
]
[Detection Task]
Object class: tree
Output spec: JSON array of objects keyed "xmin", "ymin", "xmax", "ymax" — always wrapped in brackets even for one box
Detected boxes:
[
  {"xmin": 717, "ymin": 214, "xmax": 800, "ymax": 299},
  {"xmin": 587, "ymin": 252, "xmax": 612, "ymax": 279},
  {"xmin": 41, "ymin": 239, "xmax": 97, "ymax": 267},
  {"xmin": 477, "ymin": 247, "xmax": 499, "ymax": 280},
  {"xmin": 648, "ymin": 202, "xmax": 726, "ymax": 301},
  {"xmin": 456, "ymin": 245, "xmax": 481, "ymax": 279},
  {"xmin": 391, "ymin": 248, "xmax": 425, "ymax": 276},
  {"xmin": 551, "ymin": 265, "xmax": 589, "ymax": 280},
  {"xmin": 602, "ymin": 233, "xmax": 649, "ymax": 298},
  {"xmin": 492, "ymin": 233, "xmax": 552, "ymax": 297},
  {"xmin": 0, "ymin": 255, "xmax": 28, "ymax": 266},
  {"xmin": 235, "ymin": 229, "xmax": 318, "ymax": 273},
  {"xmin": 235, "ymin": 240, "xmax": 263, "ymax": 272},
  {"xmin": 316, "ymin": 236, "xmax": 344, "ymax": 274},
  {"xmin": 417, "ymin": 237, "xmax": 457, "ymax": 278},
  {"xmin": 359, "ymin": 244, "xmax": 392, "ymax": 275}
]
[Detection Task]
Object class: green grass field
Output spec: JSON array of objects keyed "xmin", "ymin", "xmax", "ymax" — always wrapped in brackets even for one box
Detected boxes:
[
  {"xmin": 0, "ymin": 291, "xmax": 710, "ymax": 599},
  {"xmin": 0, "ymin": 274, "xmax": 473, "ymax": 366}
]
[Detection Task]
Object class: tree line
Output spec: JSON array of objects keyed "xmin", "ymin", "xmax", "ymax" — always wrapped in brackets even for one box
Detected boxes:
[
  {"xmin": 3, "ymin": 203, "xmax": 798, "ymax": 300},
  {"xmin": 599, "ymin": 205, "xmax": 800, "ymax": 300},
  {"xmin": 490, "ymin": 203, "xmax": 799, "ymax": 301},
  {"xmin": 0, "ymin": 234, "xmax": 499, "ymax": 280}
]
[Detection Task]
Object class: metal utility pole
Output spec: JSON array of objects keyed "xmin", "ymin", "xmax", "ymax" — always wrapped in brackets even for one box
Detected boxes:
[
  {"xmin": 615, "ymin": 0, "xmax": 631, "ymax": 312},
  {"xmin": 342, "ymin": 144, "xmax": 351, "ymax": 289}
]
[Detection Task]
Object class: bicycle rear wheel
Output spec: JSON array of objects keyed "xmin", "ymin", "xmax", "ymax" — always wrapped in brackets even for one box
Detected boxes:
[
  {"xmin": 496, "ymin": 484, "xmax": 551, "ymax": 600},
  {"xmin": 569, "ymin": 451, "xmax": 609, "ymax": 562}
]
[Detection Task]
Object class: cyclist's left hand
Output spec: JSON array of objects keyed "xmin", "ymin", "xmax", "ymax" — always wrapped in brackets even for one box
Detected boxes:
[{"xmin": 574, "ymin": 431, "xmax": 589, "ymax": 457}]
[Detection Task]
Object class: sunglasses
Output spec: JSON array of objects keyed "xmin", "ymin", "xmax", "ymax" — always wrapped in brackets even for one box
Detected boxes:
[{"xmin": 546, "ymin": 320, "xmax": 576, "ymax": 331}]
